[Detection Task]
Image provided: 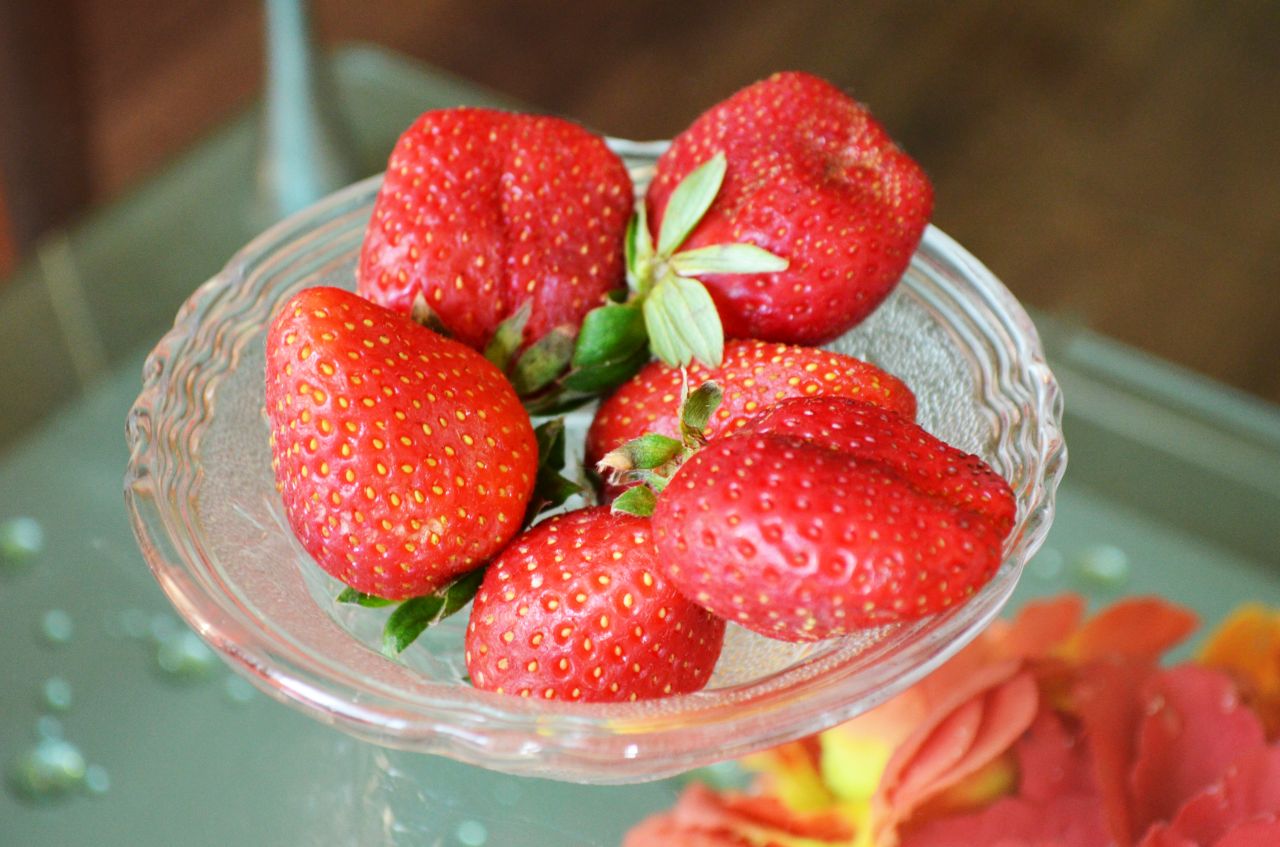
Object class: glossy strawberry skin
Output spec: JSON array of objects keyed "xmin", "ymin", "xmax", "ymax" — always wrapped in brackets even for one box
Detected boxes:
[
  {"xmin": 647, "ymin": 72, "xmax": 933, "ymax": 345},
  {"xmin": 265, "ymin": 287, "xmax": 537, "ymax": 600},
  {"xmin": 465, "ymin": 507, "xmax": 725, "ymax": 702},
  {"xmin": 651, "ymin": 397, "xmax": 1015, "ymax": 641},
  {"xmin": 585, "ymin": 338, "xmax": 916, "ymax": 476},
  {"xmin": 748, "ymin": 397, "xmax": 1016, "ymax": 536},
  {"xmin": 357, "ymin": 108, "xmax": 634, "ymax": 351}
]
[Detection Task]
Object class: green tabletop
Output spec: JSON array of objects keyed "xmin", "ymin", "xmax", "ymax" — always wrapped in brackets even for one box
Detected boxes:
[{"xmin": 2, "ymin": 46, "xmax": 1278, "ymax": 846}]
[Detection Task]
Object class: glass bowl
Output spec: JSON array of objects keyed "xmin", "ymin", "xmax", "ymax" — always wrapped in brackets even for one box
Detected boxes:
[{"xmin": 124, "ymin": 139, "xmax": 1065, "ymax": 785}]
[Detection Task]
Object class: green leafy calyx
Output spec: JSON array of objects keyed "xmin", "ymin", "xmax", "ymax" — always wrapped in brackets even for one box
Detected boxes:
[
  {"xmin": 381, "ymin": 569, "xmax": 486, "ymax": 657},
  {"xmin": 508, "ymin": 152, "xmax": 786, "ymax": 410},
  {"xmin": 602, "ymin": 380, "xmax": 724, "ymax": 516},
  {"xmin": 523, "ymin": 418, "xmax": 586, "ymax": 525},
  {"xmin": 623, "ymin": 153, "xmax": 788, "ymax": 370},
  {"xmin": 611, "ymin": 485, "xmax": 657, "ymax": 518}
]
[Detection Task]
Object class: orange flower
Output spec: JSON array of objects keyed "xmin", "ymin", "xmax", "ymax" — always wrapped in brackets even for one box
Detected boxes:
[
  {"xmin": 869, "ymin": 664, "xmax": 1038, "ymax": 843},
  {"xmin": 861, "ymin": 595, "xmax": 1193, "ymax": 844},
  {"xmin": 745, "ymin": 596, "xmax": 1194, "ymax": 845},
  {"xmin": 1199, "ymin": 603, "xmax": 1280, "ymax": 739},
  {"xmin": 896, "ymin": 710, "xmax": 1110, "ymax": 847},
  {"xmin": 624, "ymin": 595, "xmax": 1280, "ymax": 847}
]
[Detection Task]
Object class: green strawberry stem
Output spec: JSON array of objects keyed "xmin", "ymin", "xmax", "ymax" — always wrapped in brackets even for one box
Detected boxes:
[
  {"xmin": 409, "ymin": 292, "xmax": 454, "ymax": 336},
  {"xmin": 678, "ymin": 381, "xmax": 724, "ymax": 446},
  {"xmin": 510, "ymin": 326, "xmax": 576, "ymax": 395},
  {"xmin": 382, "ymin": 568, "xmax": 485, "ymax": 657},
  {"xmin": 610, "ymin": 485, "xmax": 657, "ymax": 518},
  {"xmin": 335, "ymin": 587, "xmax": 395, "ymax": 608},
  {"xmin": 507, "ymin": 301, "xmax": 649, "ymax": 414},
  {"xmin": 656, "ymin": 151, "xmax": 727, "ymax": 257},
  {"xmin": 483, "ymin": 300, "xmax": 532, "ymax": 371},
  {"xmin": 522, "ymin": 418, "xmax": 586, "ymax": 525},
  {"xmin": 517, "ymin": 153, "xmax": 787, "ymax": 412},
  {"xmin": 596, "ymin": 433, "xmax": 684, "ymax": 474},
  {"xmin": 343, "ymin": 418, "xmax": 585, "ymax": 656},
  {"xmin": 605, "ymin": 380, "xmax": 723, "ymax": 518},
  {"xmin": 627, "ymin": 153, "xmax": 787, "ymax": 370}
]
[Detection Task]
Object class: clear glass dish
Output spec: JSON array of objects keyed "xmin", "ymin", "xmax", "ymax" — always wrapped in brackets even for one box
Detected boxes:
[{"xmin": 124, "ymin": 139, "xmax": 1065, "ymax": 785}]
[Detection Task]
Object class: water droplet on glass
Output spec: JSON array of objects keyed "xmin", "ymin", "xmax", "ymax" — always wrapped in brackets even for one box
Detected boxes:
[
  {"xmin": 155, "ymin": 630, "xmax": 219, "ymax": 681},
  {"xmin": 455, "ymin": 820, "xmax": 487, "ymax": 846},
  {"xmin": 0, "ymin": 516, "xmax": 44, "ymax": 565},
  {"xmin": 1072, "ymin": 544, "xmax": 1130, "ymax": 592},
  {"xmin": 148, "ymin": 613, "xmax": 180, "ymax": 643},
  {"xmin": 84, "ymin": 764, "xmax": 111, "ymax": 796},
  {"xmin": 40, "ymin": 609, "xmax": 74, "ymax": 645},
  {"xmin": 223, "ymin": 675, "xmax": 256, "ymax": 704},
  {"xmin": 36, "ymin": 715, "xmax": 64, "ymax": 739},
  {"xmin": 6, "ymin": 738, "xmax": 86, "ymax": 803},
  {"xmin": 113, "ymin": 608, "xmax": 151, "ymax": 640},
  {"xmin": 43, "ymin": 677, "xmax": 73, "ymax": 712}
]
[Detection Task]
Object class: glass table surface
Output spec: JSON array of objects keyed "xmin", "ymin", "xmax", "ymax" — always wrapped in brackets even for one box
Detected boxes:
[{"xmin": 2, "ymin": 46, "xmax": 1278, "ymax": 846}]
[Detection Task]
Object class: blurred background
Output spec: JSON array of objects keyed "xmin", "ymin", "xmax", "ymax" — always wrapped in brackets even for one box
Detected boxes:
[{"xmin": 1, "ymin": 0, "xmax": 1278, "ymax": 447}]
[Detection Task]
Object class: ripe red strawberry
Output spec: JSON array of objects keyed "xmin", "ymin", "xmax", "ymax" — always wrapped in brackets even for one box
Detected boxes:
[
  {"xmin": 645, "ymin": 71, "xmax": 933, "ymax": 345},
  {"xmin": 465, "ymin": 507, "xmax": 725, "ymax": 702},
  {"xmin": 265, "ymin": 286, "xmax": 537, "ymax": 601},
  {"xmin": 650, "ymin": 397, "xmax": 1015, "ymax": 641},
  {"xmin": 586, "ymin": 338, "xmax": 916, "ymax": 479},
  {"xmin": 357, "ymin": 108, "xmax": 633, "ymax": 351}
]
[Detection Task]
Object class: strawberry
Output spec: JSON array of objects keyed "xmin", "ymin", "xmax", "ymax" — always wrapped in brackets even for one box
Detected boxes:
[
  {"xmin": 642, "ymin": 71, "xmax": 933, "ymax": 347},
  {"xmin": 357, "ymin": 108, "xmax": 633, "ymax": 354},
  {"xmin": 644, "ymin": 396, "xmax": 1015, "ymax": 641},
  {"xmin": 586, "ymin": 338, "xmax": 916, "ymax": 485},
  {"xmin": 746, "ymin": 397, "xmax": 1016, "ymax": 536},
  {"xmin": 265, "ymin": 286, "xmax": 538, "ymax": 601},
  {"xmin": 465, "ymin": 506, "xmax": 725, "ymax": 702}
]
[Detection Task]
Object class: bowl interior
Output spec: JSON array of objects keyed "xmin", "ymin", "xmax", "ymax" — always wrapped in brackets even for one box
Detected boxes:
[{"xmin": 125, "ymin": 147, "xmax": 1064, "ymax": 783}]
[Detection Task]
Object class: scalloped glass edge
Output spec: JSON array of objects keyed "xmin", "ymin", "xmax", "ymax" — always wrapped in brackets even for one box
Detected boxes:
[{"xmin": 124, "ymin": 139, "xmax": 1066, "ymax": 784}]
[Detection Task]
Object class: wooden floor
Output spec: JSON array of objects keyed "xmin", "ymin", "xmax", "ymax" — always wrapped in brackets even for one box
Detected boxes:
[{"xmin": 4, "ymin": 0, "xmax": 1279, "ymax": 405}]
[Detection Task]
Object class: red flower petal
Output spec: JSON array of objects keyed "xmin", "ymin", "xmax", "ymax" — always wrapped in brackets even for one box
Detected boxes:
[
  {"xmin": 1073, "ymin": 656, "xmax": 1157, "ymax": 846},
  {"xmin": 1135, "ymin": 825, "xmax": 1199, "ymax": 847},
  {"xmin": 900, "ymin": 794, "xmax": 1112, "ymax": 847},
  {"xmin": 1016, "ymin": 710, "xmax": 1097, "ymax": 802},
  {"xmin": 1155, "ymin": 745, "xmax": 1280, "ymax": 846},
  {"xmin": 949, "ymin": 672, "xmax": 1040, "ymax": 790},
  {"xmin": 1070, "ymin": 598, "xmax": 1198, "ymax": 664},
  {"xmin": 888, "ymin": 698, "xmax": 984, "ymax": 809},
  {"xmin": 999, "ymin": 594, "xmax": 1087, "ymax": 661},
  {"xmin": 1129, "ymin": 666, "xmax": 1267, "ymax": 837},
  {"xmin": 1139, "ymin": 816, "xmax": 1280, "ymax": 847},
  {"xmin": 877, "ymin": 667, "xmax": 1038, "ymax": 834},
  {"xmin": 1213, "ymin": 816, "xmax": 1280, "ymax": 847}
]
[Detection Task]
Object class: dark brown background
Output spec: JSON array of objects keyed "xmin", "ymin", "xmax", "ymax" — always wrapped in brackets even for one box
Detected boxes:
[{"xmin": 2, "ymin": 0, "xmax": 1278, "ymax": 403}]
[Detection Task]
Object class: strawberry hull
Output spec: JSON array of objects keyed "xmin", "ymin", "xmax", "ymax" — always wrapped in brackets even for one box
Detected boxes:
[{"xmin": 586, "ymin": 339, "xmax": 917, "ymax": 499}]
